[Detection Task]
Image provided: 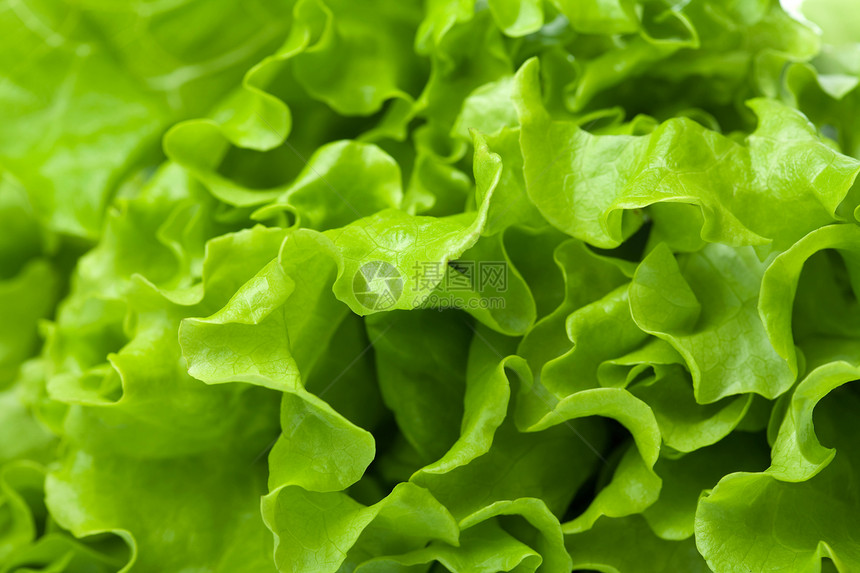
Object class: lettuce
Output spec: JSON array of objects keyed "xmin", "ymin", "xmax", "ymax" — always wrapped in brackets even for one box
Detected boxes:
[{"xmin": 2, "ymin": 0, "xmax": 860, "ymax": 571}]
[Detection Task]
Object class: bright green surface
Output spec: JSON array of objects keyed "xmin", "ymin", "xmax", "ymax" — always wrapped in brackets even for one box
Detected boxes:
[{"xmin": 2, "ymin": 0, "xmax": 860, "ymax": 571}]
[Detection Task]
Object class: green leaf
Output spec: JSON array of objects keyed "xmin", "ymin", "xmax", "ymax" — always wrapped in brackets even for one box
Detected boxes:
[
  {"xmin": 487, "ymin": 0, "xmax": 543, "ymax": 37},
  {"xmin": 630, "ymin": 243, "xmax": 795, "ymax": 403},
  {"xmin": 0, "ymin": 0, "xmax": 288, "ymax": 237},
  {"xmin": 759, "ymin": 223, "xmax": 860, "ymax": 376},
  {"xmin": 8, "ymin": 0, "xmax": 860, "ymax": 570},
  {"xmin": 424, "ymin": 233, "xmax": 537, "ymax": 336},
  {"xmin": 261, "ymin": 483, "xmax": 458, "ymax": 573},
  {"xmin": 368, "ymin": 310, "xmax": 471, "ymax": 463},
  {"xmin": 634, "ymin": 370, "xmax": 752, "ymax": 453},
  {"xmin": 518, "ymin": 239, "xmax": 632, "ymax": 378},
  {"xmin": 47, "ymin": 447, "xmax": 279, "ymax": 573},
  {"xmin": 696, "ymin": 383, "xmax": 860, "ymax": 572},
  {"xmin": 353, "ymin": 518, "xmax": 540, "ymax": 573},
  {"xmin": 567, "ymin": 515, "xmax": 711, "ymax": 572},
  {"xmin": 514, "ymin": 58, "xmax": 860, "ymax": 251},
  {"xmin": 412, "ymin": 327, "xmax": 605, "ymax": 519},
  {"xmin": 251, "ymin": 141, "xmax": 404, "ymax": 229},
  {"xmin": 541, "ymin": 285, "xmax": 649, "ymax": 398},
  {"xmin": 524, "ymin": 386, "xmax": 662, "ymax": 533},
  {"xmin": 643, "ymin": 433, "xmax": 769, "ymax": 540},
  {"xmin": 0, "ymin": 261, "xmax": 57, "ymax": 386}
]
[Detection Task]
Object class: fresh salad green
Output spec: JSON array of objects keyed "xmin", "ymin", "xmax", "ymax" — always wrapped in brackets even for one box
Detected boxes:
[{"xmin": 2, "ymin": 0, "xmax": 860, "ymax": 571}]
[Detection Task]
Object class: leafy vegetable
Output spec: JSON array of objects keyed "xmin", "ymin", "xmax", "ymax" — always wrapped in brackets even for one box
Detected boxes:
[{"xmin": 2, "ymin": 0, "xmax": 860, "ymax": 571}]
